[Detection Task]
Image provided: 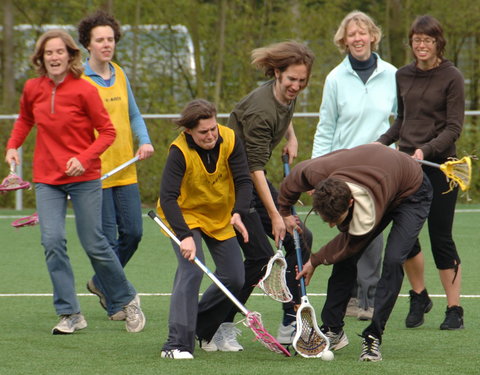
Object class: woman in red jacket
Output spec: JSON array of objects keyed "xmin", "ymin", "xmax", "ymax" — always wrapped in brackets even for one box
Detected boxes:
[{"xmin": 5, "ymin": 29, "xmax": 144, "ymax": 335}]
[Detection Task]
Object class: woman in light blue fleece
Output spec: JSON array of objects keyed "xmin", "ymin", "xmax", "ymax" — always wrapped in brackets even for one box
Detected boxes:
[{"xmin": 311, "ymin": 11, "xmax": 397, "ymax": 326}]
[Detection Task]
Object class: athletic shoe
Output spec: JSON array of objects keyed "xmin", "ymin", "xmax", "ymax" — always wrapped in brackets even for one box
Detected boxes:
[
  {"xmin": 440, "ymin": 305, "xmax": 464, "ymax": 330},
  {"xmin": 359, "ymin": 334, "xmax": 382, "ymax": 362},
  {"xmin": 161, "ymin": 349, "xmax": 193, "ymax": 359},
  {"xmin": 214, "ymin": 322, "xmax": 243, "ymax": 351},
  {"xmin": 345, "ymin": 297, "xmax": 360, "ymax": 317},
  {"xmin": 124, "ymin": 296, "xmax": 145, "ymax": 333},
  {"xmin": 405, "ymin": 289, "xmax": 433, "ymax": 328},
  {"xmin": 86, "ymin": 279, "xmax": 107, "ymax": 310},
  {"xmin": 52, "ymin": 313, "xmax": 87, "ymax": 335},
  {"xmin": 321, "ymin": 327, "xmax": 349, "ymax": 351},
  {"xmin": 276, "ymin": 321, "xmax": 296, "ymax": 345},
  {"xmin": 357, "ymin": 307, "xmax": 374, "ymax": 321},
  {"xmin": 110, "ymin": 294, "xmax": 141, "ymax": 321},
  {"xmin": 199, "ymin": 339, "xmax": 218, "ymax": 352}
]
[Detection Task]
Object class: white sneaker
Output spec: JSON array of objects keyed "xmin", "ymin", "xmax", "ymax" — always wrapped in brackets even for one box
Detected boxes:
[
  {"xmin": 276, "ymin": 321, "xmax": 296, "ymax": 345},
  {"xmin": 161, "ymin": 349, "xmax": 194, "ymax": 359},
  {"xmin": 214, "ymin": 322, "xmax": 243, "ymax": 351},
  {"xmin": 110, "ymin": 294, "xmax": 141, "ymax": 321},
  {"xmin": 124, "ymin": 296, "xmax": 145, "ymax": 333},
  {"xmin": 199, "ymin": 339, "xmax": 218, "ymax": 352},
  {"xmin": 52, "ymin": 313, "xmax": 87, "ymax": 334}
]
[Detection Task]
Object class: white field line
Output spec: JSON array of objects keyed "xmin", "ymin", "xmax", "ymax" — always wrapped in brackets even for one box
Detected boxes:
[{"xmin": 1, "ymin": 292, "xmax": 479, "ymax": 298}]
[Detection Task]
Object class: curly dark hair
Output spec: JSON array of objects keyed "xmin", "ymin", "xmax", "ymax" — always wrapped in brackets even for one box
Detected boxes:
[
  {"xmin": 312, "ymin": 178, "xmax": 352, "ymax": 223},
  {"xmin": 77, "ymin": 10, "xmax": 122, "ymax": 49}
]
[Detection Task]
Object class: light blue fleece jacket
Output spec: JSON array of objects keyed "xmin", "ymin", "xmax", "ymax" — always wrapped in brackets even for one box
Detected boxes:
[
  {"xmin": 311, "ymin": 53, "xmax": 397, "ymax": 158},
  {"xmin": 83, "ymin": 60, "xmax": 152, "ymax": 146}
]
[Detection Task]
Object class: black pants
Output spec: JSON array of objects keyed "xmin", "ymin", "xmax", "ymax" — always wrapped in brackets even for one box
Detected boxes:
[
  {"xmin": 321, "ymin": 174, "xmax": 432, "ymax": 341},
  {"xmin": 225, "ymin": 178, "xmax": 312, "ymax": 322}
]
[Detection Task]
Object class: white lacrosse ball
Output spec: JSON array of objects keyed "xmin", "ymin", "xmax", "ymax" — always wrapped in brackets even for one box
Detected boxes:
[{"xmin": 321, "ymin": 350, "xmax": 334, "ymax": 361}]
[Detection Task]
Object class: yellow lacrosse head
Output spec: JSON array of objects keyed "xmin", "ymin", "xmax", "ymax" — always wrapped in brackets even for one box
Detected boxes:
[{"xmin": 440, "ymin": 156, "xmax": 472, "ymax": 192}]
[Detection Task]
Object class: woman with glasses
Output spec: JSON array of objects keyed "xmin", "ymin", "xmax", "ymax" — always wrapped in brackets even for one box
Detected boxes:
[{"xmin": 377, "ymin": 15, "xmax": 465, "ymax": 331}]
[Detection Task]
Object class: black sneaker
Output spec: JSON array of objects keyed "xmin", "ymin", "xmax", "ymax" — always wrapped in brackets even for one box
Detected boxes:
[
  {"xmin": 440, "ymin": 306, "xmax": 464, "ymax": 330},
  {"xmin": 405, "ymin": 289, "xmax": 433, "ymax": 328},
  {"xmin": 359, "ymin": 334, "xmax": 382, "ymax": 362}
]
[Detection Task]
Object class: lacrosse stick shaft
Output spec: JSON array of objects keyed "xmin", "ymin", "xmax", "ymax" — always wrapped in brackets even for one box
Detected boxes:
[
  {"xmin": 101, "ymin": 155, "xmax": 139, "ymax": 181},
  {"xmin": 147, "ymin": 210, "xmax": 249, "ymax": 316},
  {"xmin": 415, "ymin": 159, "xmax": 441, "ymax": 168},
  {"xmin": 282, "ymin": 154, "xmax": 307, "ymax": 296}
]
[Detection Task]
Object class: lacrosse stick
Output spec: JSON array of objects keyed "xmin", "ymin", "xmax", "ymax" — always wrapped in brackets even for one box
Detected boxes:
[
  {"xmin": 0, "ymin": 162, "xmax": 31, "ymax": 193},
  {"xmin": 101, "ymin": 155, "xmax": 139, "ymax": 181},
  {"xmin": 11, "ymin": 212, "xmax": 39, "ymax": 228},
  {"xmin": 147, "ymin": 210, "xmax": 290, "ymax": 357},
  {"xmin": 257, "ymin": 240, "xmax": 293, "ymax": 303},
  {"xmin": 282, "ymin": 154, "xmax": 332, "ymax": 359},
  {"xmin": 416, "ymin": 157, "xmax": 472, "ymax": 193}
]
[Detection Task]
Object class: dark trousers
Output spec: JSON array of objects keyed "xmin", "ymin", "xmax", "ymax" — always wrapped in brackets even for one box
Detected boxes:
[
  {"xmin": 225, "ymin": 178, "xmax": 312, "ymax": 322},
  {"xmin": 164, "ymin": 230, "xmax": 244, "ymax": 353},
  {"xmin": 321, "ymin": 175, "xmax": 432, "ymax": 341}
]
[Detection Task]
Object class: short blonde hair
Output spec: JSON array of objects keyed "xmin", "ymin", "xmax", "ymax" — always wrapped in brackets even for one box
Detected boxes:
[
  {"xmin": 31, "ymin": 29, "xmax": 84, "ymax": 78},
  {"xmin": 333, "ymin": 11, "xmax": 382, "ymax": 54}
]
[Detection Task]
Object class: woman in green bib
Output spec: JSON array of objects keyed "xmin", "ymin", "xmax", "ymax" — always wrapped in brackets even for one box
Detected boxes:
[{"xmin": 157, "ymin": 99, "xmax": 252, "ymax": 359}]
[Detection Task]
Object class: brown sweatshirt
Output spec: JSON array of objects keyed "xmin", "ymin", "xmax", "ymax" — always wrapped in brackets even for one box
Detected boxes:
[
  {"xmin": 377, "ymin": 59, "xmax": 464, "ymax": 162},
  {"xmin": 278, "ymin": 144, "xmax": 423, "ymax": 266}
]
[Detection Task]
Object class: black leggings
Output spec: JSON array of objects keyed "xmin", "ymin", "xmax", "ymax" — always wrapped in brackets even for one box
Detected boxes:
[{"xmin": 407, "ymin": 165, "xmax": 460, "ymax": 269}]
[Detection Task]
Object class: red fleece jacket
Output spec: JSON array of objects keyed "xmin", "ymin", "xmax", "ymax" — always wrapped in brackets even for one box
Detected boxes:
[{"xmin": 7, "ymin": 73, "xmax": 115, "ymax": 184}]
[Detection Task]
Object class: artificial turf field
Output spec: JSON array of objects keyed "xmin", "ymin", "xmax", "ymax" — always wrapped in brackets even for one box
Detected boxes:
[{"xmin": 0, "ymin": 205, "xmax": 478, "ymax": 375}]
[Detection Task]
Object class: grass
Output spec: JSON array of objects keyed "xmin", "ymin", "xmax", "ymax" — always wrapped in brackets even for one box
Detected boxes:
[{"xmin": 0, "ymin": 205, "xmax": 479, "ymax": 375}]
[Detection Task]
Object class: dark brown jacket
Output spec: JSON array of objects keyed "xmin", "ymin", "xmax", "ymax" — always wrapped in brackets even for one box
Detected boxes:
[
  {"xmin": 377, "ymin": 59, "xmax": 464, "ymax": 162},
  {"xmin": 278, "ymin": 144, "xmax": 423, "ymax": 266}
]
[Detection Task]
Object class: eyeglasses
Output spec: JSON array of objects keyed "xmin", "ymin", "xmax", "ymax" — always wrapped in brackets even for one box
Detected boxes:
[{"xmin": 412, "ymin": 37, "xmax": 436, "ymax": 46}]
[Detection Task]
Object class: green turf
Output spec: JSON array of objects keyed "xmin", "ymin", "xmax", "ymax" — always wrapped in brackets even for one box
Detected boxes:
[{"xmin": 0, "ymin": 205, "xmax": 479, "ymax": 375}]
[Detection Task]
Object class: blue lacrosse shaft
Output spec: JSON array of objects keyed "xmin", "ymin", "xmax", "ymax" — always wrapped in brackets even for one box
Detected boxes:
[{"xmin": 282, "ymin": 154, "xmax": 307, "ymax": 297}]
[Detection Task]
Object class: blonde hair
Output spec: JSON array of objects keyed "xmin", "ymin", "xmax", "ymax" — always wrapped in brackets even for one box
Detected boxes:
[
  {"xmin": 251, "ymin": 41, "xmax": 315, "ymax": 83},
  {"xmin": 31, "ymin": 29, "xmax": 84, "ymax": 78},
  {"xmin": 333, "ymin": 11, "xmax": 382, "ymax": 54}
]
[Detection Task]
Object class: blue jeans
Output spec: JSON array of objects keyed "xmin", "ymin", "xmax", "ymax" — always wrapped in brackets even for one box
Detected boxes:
[
  {"xmin": 92, "ymin": 183, "xmax": 143, "ymax": 315},
  {"xmin": 35, "ymin": 180, "xmax": 136, "ymax": 316}
]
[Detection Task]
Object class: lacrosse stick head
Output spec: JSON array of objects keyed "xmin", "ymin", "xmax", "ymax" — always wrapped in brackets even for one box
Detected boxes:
[
  {"xmin": 0, "ymin": 163, "xmax": 31, "ymax": 193},
  {"xmin": 11, "ymin": 212, "xmax": 39, "ymax": 228},
  {"xmin": 244, "ymin": 312, "xmax": 291, "ymax": 357},
  {"xmin": 257, "ymin": 250, "xmax": 293, "ymax": 303},
  {"xmin": 440, "ymin": 156, "xmax": 472, "ymax": 192},
  {"xmin": 293, "ymin": 298, "xmax": 330, "ymax": 358}
]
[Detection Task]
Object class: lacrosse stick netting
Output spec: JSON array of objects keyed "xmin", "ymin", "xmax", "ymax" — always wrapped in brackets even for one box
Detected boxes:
[
  {"xmin": 147, "ymin": 210, "xmax": 291, "ymax": 357},
  {"xmin": 257, "ymin": 241, "xmax": 293, "ymax": 303},
  {"xmin": 417, "ymin": 156, "xmax": 472, "ymax": 192},
  {"xmin": 0, "ymin": 162, "xmax": 31, "ymax": 192},
  {"xmin": 11, "ymin": 212, "xmax": 39, "ymax": 228}
]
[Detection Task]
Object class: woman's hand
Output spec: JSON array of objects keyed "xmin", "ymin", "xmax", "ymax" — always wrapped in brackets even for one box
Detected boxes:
[
  {"xmin": 231, "ymin": 213, "xmax": 249, "ymax": 243},
  {"xmin": 180, "ymin": 236, "xmax": 196, "ymax": 262},
  {"xmin": 65, "ymin": 157, "xmax": 85, "ymax": 176}
]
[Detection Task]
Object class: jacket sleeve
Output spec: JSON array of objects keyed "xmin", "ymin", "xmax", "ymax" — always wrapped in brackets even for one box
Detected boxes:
[
  {"xmin": 312, "ymin": 76, "xmax": 338, "ymax": 158},
  {"xmin": 6, "ymin": 81, "xmax": 35, "ymax": 150},
  {"xmin": 310, "ymin": 231, "xmax": 375, "ymax": 266},
  {"xmin": 228, "ymin": 135, "xmax": 253, "ymax": 216},
  {"xmin": 377, "ymin": 73, "xmax": 402, "ymax": 145}
]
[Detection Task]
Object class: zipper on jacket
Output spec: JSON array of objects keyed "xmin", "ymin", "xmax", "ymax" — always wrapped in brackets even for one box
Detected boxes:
[{"xmin": 50, "ymin": 86, "xmax": 57, "ymax": 114}]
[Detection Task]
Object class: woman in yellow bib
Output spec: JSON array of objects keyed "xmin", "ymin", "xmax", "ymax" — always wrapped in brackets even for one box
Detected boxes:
[
  {"xmin": 157, "ymin": 99, "xmax": 252, "ymax": 359},
  {"xmin": 77, "ymin": 11, "xmax": 154, "ymax": 319}
]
